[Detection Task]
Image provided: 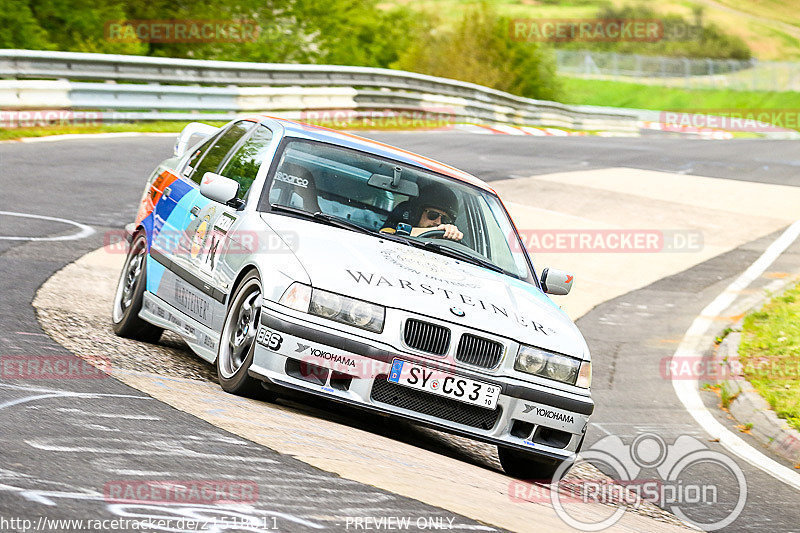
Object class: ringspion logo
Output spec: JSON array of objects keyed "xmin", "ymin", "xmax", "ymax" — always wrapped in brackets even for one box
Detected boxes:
[{"xmin": 509, "ymin": 433, "xmax": 747, "ymax": 531}]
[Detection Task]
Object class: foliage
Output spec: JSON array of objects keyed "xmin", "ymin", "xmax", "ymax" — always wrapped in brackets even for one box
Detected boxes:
[
  {"xmin": 0, "ymin": 0, "xmax": 52, "ymax": 49},
  {"xmin": 552, "ymin": 4, "xmax": 751, "ymax": 60},
  {"xmin": 395, "ymin": 5, "xmax": 560, "ymax": 100},
  {"xmin": 1, "ymin": 0, "xmax": 425, "ymax": 67}
]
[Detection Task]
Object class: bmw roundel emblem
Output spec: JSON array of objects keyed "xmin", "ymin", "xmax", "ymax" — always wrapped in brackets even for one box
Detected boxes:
[{"xmin": 450, "ymin": 306, "xmax": 465, "ymax": 317}]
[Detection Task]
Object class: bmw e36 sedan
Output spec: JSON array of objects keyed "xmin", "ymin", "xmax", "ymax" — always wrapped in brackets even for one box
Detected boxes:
[{"xmin": 112, "ymin": 116, "xmax": 593, "ymax": 478}]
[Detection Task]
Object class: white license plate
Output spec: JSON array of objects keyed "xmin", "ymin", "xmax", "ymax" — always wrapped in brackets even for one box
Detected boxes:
[{"xmin": 387, "ymin": 359, "xmax": 500, "ymax": 410}]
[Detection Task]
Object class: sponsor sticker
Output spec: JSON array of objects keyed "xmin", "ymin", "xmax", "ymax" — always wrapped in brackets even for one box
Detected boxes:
[
  {"xmin": 256, "ymin": 327, "xmax": 282, "ymax": 351},
  {"xmin": 173, "ymin": 279, "xmax": 212, "ymax": 323},
  {"xmin": 274, "ymin": 171, "xmax": 309, "ymax": 189},
  {"xmin": 518, "ymin": 402, "xmax": 585, "ymax": 433}
]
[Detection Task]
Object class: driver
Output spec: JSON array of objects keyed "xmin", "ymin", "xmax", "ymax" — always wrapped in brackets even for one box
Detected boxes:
[{"xmin": 381, "ymin": 183, "xmax": 463, "ymax": 241}]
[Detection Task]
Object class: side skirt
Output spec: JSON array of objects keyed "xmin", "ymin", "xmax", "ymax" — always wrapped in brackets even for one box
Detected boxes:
[{"xmin": 139, "ymin": 291, "xmax": 219, "ymax": 363}]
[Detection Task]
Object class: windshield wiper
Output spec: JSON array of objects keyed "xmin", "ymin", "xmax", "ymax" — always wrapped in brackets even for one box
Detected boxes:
[
  {"xmin": 421, "ymin": 242, "xmax": 505, "ymax": 274},
  {"xmin": 270, "ymin": 204, "xmax": 374, "ymax": 234},
  {"xmin": 270, "ymin": 204, "xmax": 411, "ymax": 244}
]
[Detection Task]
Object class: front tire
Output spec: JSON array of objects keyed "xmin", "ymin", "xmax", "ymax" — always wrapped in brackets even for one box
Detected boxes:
[
  {"xmin": 111, "ymin": 231, "xmax": 163, "ymax": 343},
  {"xmin": 216, "ymin": 271, "xmax": 274, "ymax": 399}
]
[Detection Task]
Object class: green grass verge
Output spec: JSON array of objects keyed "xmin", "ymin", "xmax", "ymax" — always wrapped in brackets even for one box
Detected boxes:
[
  {"xmin": 0, "ymin": 121, "xmax": 232, "ymax": 141},
  {"xmin": 0, "ymin": 117, "xmax": 470, "ymax": 141},
  {"xmin": 738, "ymin": 283, "xmax": 800, "ymax": 432},
  {"xmin": 560, "ymin": 76, "xmax": 800, "ymax": 113}
]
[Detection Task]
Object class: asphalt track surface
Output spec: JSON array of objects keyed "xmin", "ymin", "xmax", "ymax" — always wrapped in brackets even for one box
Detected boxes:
[{"xmin": 1, "ymin": 133, "xmax": 799, "ymax": 532}]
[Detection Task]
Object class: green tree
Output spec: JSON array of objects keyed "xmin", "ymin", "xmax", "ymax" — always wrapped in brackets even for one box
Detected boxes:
[
  {"xmin": 32, "ymin": 0, "xmax": 145, "ymax": 54},
  {"xmin": 561, "ymin": 4, "xmax": 753, "ymax": 60},
  {"xmin": 395, "ymin": 5, "xmax": 559, "ymax": 100},
  {"xmin": 0, "ymin": 0, "xmax": 51, "ymax": 49}
]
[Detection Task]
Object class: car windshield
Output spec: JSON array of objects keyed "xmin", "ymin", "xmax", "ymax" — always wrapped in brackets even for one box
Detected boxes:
[{"xmin": 265, "ymin": 138, "xmax": 534, "ymax": 282}]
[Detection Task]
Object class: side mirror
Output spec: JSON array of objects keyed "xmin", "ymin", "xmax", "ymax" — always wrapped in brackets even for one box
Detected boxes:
[
  {"xmin": 540, "ymin": 268, "xmax": 574, "ymax": 295},
  {"xmin": 200, "ymin": 173, "xmax": 243, "ymax": 209}
]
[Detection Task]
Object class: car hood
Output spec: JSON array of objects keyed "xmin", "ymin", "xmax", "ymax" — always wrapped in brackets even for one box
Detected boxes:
[{"xmin": 263, "ymin": 215, "xmax": 590, "ymax": 360}]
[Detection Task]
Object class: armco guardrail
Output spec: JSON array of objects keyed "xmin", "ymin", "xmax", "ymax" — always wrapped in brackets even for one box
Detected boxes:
[{"xmin": 0, "ymin": 49, "xmax": 638, "ymax": 133}]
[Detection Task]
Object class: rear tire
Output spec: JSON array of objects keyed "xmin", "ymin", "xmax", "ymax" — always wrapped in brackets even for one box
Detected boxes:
[
  {"xmin": 216, "ymin": 271, "xmax": 276, "ymax": 400},
  {"xmin": 111, "ymin": 231, "xmax": 163, "ymax": 344},
  {"xmin": 498, "ymin": 446, "xmax": 572, "ymax": 481}
]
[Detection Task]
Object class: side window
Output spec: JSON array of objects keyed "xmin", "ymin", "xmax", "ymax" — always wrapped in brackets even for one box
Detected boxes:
[
  {"xmin": 190, "ymin": 121, "xmax": 254, "ymax": 184},
  {"xmin": 183, "ymin": 136, "xmax": 216, "ymax": 177},
  {"xmin": 219, "ymin": 126, "xmax": 274, "ymax": 200}
]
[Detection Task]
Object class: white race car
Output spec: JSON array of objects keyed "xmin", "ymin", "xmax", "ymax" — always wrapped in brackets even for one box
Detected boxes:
[{"xmin": 112, "ymin": 116, "xmax": 593, "ymax": 478}]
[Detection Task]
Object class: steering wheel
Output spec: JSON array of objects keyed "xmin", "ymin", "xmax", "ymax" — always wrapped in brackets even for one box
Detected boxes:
[{"xmin": 416, "ymin": 229, "xmax": 447, "ymax": 239}]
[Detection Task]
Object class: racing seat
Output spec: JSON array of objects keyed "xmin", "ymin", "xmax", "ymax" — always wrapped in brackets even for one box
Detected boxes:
[
  {"xmin": 381, "ymin": 200, "xmax": 412, "ymax": 231},
  {"xmin": 271, "ymin": 162, "xmax": 321, "ymax": 213}
]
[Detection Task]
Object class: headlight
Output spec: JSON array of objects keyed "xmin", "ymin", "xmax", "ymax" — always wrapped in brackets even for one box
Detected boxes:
[
  {"xmin": 514, "ymin": 345, "xmax": 583, "ymax": 386},
  {"xmin": 310, "ymin": 288, "xmax": 384, "ymax": 333},
  {"xmin": 309, "ymin": 291, "xmax": 342, "ymax": 318},
  {"xmin": 515, "ymin": 345, "xmax": 547, "ymax": 375}
]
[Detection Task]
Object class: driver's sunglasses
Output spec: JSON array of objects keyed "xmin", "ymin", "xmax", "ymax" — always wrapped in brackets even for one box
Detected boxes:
[{"xmin": 424, "ymin": 208, "xmax": 453, "ymax": 225}]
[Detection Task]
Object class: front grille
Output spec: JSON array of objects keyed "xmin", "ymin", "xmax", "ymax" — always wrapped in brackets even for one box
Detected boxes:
[
  {"xmin": 456, "ymin": 334, "xmax": 504, "ymax": 369},
  {"xmin": 370, "ymin": 376, "xmax": 501, "ymax": 430},
  {"xmin": 403, "ymin": 319, "xmax": 450, "ymax": 355}
]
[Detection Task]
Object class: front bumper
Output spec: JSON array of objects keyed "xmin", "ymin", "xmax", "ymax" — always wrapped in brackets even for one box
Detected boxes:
[{"xmin": 250, "ymin": 306, "xmax": 594, "ymax": 462}]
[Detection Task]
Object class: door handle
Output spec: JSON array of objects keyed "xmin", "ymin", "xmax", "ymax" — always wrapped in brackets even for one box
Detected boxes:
[
  {"xmin": 163, "ymin": 186, "xmax": 172, "ymax": 198},
  {"xmin": 190, "ymin": 206, "xmax": 200, "ymax": 217}
]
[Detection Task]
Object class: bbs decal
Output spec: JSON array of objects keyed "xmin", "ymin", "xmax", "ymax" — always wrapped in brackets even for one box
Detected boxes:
[{"xmin": 256, "ymin": 327, "xmax": 282, "ymax": 351}]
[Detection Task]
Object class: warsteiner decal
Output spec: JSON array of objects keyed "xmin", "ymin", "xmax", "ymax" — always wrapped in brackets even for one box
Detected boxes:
[
  {"xmin": 380, "ymin": 248, "xmax": 479, "ymax": 288},
  {"xmin": 346, "ymin": 269, "xmax": 554, "ymax": 335},
  {"xmin": 174, "ymin": 279, "xmax": 211, "ymax": 322}
]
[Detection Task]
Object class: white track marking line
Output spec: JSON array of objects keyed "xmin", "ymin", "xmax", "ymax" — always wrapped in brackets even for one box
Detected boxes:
[
  {"xmin": 0, "ymin": 211, "xmax": 95, "ymax": 241},
  {"xmin": 671, "ymin": 220, "xmax": 800, "ymax": 491}
]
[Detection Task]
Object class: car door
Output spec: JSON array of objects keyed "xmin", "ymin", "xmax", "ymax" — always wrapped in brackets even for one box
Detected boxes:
[
  {"xmin": 152, "ymin": 120, "xmax": 256, "ymax": 329},
  {"xmin": 181, "ymin": 123, "xmax": 276, "ymax": 331}
]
